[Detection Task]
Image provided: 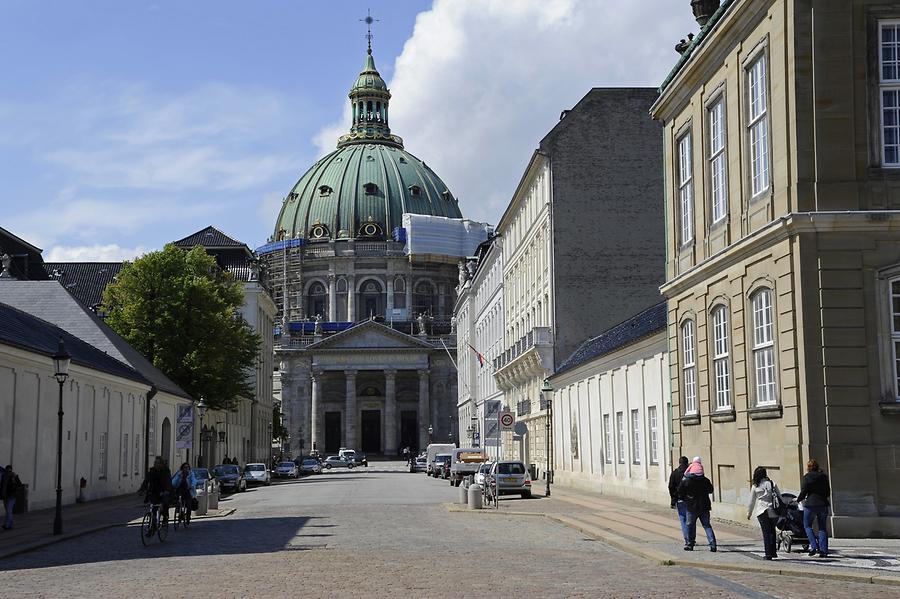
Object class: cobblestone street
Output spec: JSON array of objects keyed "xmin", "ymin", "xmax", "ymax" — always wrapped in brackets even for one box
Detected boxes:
[{"xmin": 0, "ymin": 462, "xmax": 894, "ymax": 598}]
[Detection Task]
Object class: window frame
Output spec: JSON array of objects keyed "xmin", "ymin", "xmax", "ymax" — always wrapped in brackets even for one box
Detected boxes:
[
  {"xmin": 880, "ymin": 20, "xmax": 900, "ymax": 167},
  {"xmin": 711, "ymin": 304, "xmax": 733, "ymax": 411},
  {"xmin": 615, "ymin": 411, "xmax": 625, "ymax": 464},
  {"xmin": 630, "ymin": 409, "xmax": 641, "ymax": 465},
  {"xmin": 676, "ymin": 131, "xmax": 695, "ymax": 245},
  {"xmin": 746, "ymin": 51, "xmax": 771, "ymax": 199},
  {"xmin": 681, "ymin": 319, "xmax": 698, "ymax": 415},
  {"xmin": 707, "ymin": 95, "xmax": 728, "ymax": 225},
  {"xmin": 750, "ymin": 288, "xmax": 778, "ymax": 407},
  {"xmin": 603, "ymin": 413, "xmax": 612, "ymax": 464},
  {"xmin": 648, "ymin": 406, "xmax": 659, "ymax": 465}
]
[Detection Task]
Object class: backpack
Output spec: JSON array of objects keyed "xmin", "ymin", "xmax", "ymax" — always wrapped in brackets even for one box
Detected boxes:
[{"xmin": 768, "ymin": 480, "xmax": 787, "ymax": 516}]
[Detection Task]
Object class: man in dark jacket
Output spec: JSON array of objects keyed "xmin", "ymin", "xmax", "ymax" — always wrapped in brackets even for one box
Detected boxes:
[
  {"xmin": 139, "ymin": 457, "xmax": 173, "ymax": 530},
  {"xmin": 1, "ymin": 465, "xmax": 23, "ymax": 530},
  {"xmin": 677, "ymin": 457, "xmax": 717, "ymax": 552},
  {"xmin": 669, "ymin": 457, "xmax": 690, "ymax": 547}
]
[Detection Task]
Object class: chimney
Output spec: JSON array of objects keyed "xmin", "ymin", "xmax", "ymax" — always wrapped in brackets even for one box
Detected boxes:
[{"xmin": 691, "ymin": 0, "xmax": 721, "ymax": 27}]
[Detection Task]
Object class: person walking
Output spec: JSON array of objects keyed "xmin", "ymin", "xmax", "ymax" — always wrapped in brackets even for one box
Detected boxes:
[
  {"xmin": 0, "ymin": 465, "xmax": 22, "ymax": 530},
  {"xmin": 797, "ymin": 458, "xmax": 830, "ymax": 557},
  {"xmin": 677, "ymin": 457, "xmax": 717, "ymax": 552},
  {"xmin": 747, "ymin": 466, "xmax": 781, "ymax": 560},
  {"xmin": 668, "ymin": 456, "xmax": 690, "ymax": 547}
]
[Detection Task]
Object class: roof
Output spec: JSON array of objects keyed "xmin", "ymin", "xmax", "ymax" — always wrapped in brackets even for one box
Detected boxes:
[
  {"xmin": 172, "ymin": 226, "xmax": 248, "ymax": 250},
  {"xmin": 658, "ymin": 0, "xmax": 735, "ymax": 94},
  {"xmin": 553, "ymin": 302, "xmax": 668, "ymax": 377},
  {"xmin": 44, "ymin": 262, "xmax": 123, "ymax": 310},
  {"xmin": 0, "ymin": 226, "xmax": 48, "ymax": 281},
  {"xmin": 0, "ymin": 302, "xmax": 148, "ymax": 385},
  {"xmin": 0, "ymin": 280, "xmax": 192, "ymax": 400}
]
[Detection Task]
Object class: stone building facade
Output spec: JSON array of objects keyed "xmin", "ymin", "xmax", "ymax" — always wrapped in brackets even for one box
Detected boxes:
[{"xmin": 652, "ymin": 0, "xmax": 900, "ymax": 536}]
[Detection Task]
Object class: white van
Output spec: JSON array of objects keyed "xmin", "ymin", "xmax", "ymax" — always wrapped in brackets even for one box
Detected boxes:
[{"xmin": 425, "ymin": 443, "xmax": 456, "ymax": 475}]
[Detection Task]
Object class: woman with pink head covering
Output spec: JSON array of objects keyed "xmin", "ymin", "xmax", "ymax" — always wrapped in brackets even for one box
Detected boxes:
[{"xmin": 677, "ymin": 456, "xmax": 717, "ymax": 552}]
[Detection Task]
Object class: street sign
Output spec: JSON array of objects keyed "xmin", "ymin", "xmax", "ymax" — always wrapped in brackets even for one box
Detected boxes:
[
  {"xmin": 499, "ymin": 411, "xmax": 514, "ymax": 431},
  {"xmin": 473, "ymin": 431, "xmax": 480, "ymax": 440},
  {"xmin": 514, "ymin": 421, "xmax": 528, "ymax": 436}
]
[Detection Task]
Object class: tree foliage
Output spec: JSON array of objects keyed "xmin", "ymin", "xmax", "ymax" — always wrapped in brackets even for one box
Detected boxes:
[
  {"xmin": 102, "ymin": 244, "xmax": 260, "ymax": 411},
  {"xmin": 272, "ymin": 400, "xmax": 289, "ymax": 441}
]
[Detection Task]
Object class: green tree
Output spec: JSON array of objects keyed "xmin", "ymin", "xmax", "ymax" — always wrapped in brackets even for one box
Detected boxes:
[
  {"xmin": 102, "ymin": 244, "xmax": 260, "ymax": 411},
  {"xmin": 272, "ymin": 400, "xmax": 289, "ymax": 441}
]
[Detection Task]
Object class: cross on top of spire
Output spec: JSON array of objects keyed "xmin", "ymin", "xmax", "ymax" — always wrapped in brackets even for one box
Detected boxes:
[{"xmin": 360, "ymin": 9, "xmax": 379, "ymax": 55}]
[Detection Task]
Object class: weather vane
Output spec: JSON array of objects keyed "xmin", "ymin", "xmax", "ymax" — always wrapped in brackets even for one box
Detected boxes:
[{"xmin": 360, "ymin": 9, "xmax": 379, "ymax": 55}]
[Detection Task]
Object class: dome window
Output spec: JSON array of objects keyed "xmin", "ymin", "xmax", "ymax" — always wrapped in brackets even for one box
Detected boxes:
[
  {"xmin": 398, "ymin": 156, "xmax": 407, "ymax": 163},
  {"xmin": 288, "ymin": 192, "xmax": 299, "ymax": 202},
  {"xmin": 408, "ymin": 185, "xmax": 421, "ymax": 197},
  {"xmin": 318, "ymin": 185, "xmax": 333, "ymax": 196},
  {"xmin": 309, "ymin": 223, "xmax": 330, "ymax": 240},
  {"xmin": 442, "ymin": 190, "xmax": 453, "ymax": 201},
  {"xmin": 359, "ymin": 220, "xmax": 384, "ymax": 238},
  {"xmin": 363, "ymin": 182, "xmax": 378, "ymax": 195},
  {"xmin": 366, "ymin": 155, "xmax": 375, "ymax": 162}
]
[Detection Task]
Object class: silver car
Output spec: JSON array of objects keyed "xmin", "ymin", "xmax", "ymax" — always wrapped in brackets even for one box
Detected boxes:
[
  {"xmin": 298, "ymin": 458, "xmax": 322, "ymax": 475},
  {"xmin": 244, "ymin": 463, "xmax": 271, "ymax": 486},
  {"xmin": 488, "ymin": 461, "xmax": 532, "ymax": 499},
  {"xmin": 274, "ymin": 461, "xmax": 299, "ymax": 479},
  {"xmin": 323, "ymin": 455, "xmax": 355, "ymax": 470}
]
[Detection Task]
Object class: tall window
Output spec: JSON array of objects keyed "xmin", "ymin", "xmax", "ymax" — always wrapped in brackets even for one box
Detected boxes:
[
  {"xmin": 149, "ymin": 403, "xmax": 156, "ymax": 457},
  {"xmin": 881, "ymin": 21, "xmax": 900, "ymax": 166},
  {"xmin": 748, "ymin": 55, "xmax": 770, "ymax": 196},
  {"xmin": 752, "ymin": 289, "xmax": 777, "ymax": 406},
  {"xmin": 122, "ymin": 433, "xmax": 129, "ymax": 477},
  {"xmin": 307, "ymin": 282, "xmax": 327, "ymax": 319},
  {"xmin": 709, "ymin": 99, "xmax": 728, "ymax": 223},
  {"xmin": 99, "ymin": 432, "xmax": 108, "ymax": 478},
  {"xmin": 677, "ymin": 133, "xmax": 694, "ymax": 244},
  {"xmin": 681, "ymin": 320, "xmax": 698, "ymax": 414},
  {"xmin": 615, "ymin": 412, "xmax": 625, "ymax": 464},
  {"xmin": 134, "ymin": 434, "xmax": 141, "ymax": 475},
  {"xmin": 712, "ymin": 306, "xmax": 732, "ymax": 410},
  {"xmin": 648, "ymin": 406, "xmax": 659, "ymax": 465},
  {"xmin": 630, "ymin": 409, "xmax": 641, "ymax": 464},
  {"xmin": 889, "ymin": 278, "xmax": 900, "ymax": 399},
  {"xmin": 603, "ymin": 414, "xmax": 612, "ymax": 463}
]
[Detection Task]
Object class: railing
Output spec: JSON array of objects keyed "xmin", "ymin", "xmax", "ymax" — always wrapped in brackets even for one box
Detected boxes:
[
  {"xmin": 492, "ymin": 326, "xmax": 552, "ymax": 371},
  {"xmin": 517, "ymin": 399, "xmax": 532, "ymax": 416}
]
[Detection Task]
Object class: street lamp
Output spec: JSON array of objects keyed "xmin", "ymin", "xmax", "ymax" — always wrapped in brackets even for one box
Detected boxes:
[
  {"xmin": 197, "ymin": 397, "xmax": 208, "ymax": 467},
  {"xmin": 541, "ymin": 379, "xmax": 554, "ymax": 498},
  {"xmin": 52, "ymin": 338, "xmax": 70, "ymax": 535},
  {"xmin": 448, "ymin": 415, "xmax": 453, "ymax": 442},
  {"xmin": 428, "ymin": 425, "xmax": 433, "ymax": 444}
]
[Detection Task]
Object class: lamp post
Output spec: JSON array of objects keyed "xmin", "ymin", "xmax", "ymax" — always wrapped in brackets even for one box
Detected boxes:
[
  {"xmin": 448, "ymin": 415, "xmax": 453, "ymax": 442},
  {"xmin": 541, "ymin": 379, "xmax": 553, "ymax": 498},
  {"xmin": 197, "ymin": 397, "xmax": 208, "ymax": 467},
  {"xmin": 428, "ymin": 425, "xmax": 433, "ymax": 445},
  {"xmin": 52, "ymin": 339, "xmax": 71, "ymax": 535}
]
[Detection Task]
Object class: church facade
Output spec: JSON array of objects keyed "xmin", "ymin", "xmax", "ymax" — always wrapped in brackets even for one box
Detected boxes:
[{"xmin": 261, "ymin": 43, "xmax": 461, "ymax": 456}]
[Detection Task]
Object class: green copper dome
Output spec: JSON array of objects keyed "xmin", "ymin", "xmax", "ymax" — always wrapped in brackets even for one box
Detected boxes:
[{"xmin": 273, "ymin": 48, "xmax": 462, "ymax": 242}]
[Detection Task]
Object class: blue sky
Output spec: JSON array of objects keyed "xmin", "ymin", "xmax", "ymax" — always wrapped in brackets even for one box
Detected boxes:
[{"xmin": 0, "ymin": 0, "xmax": 695, "ymax": 261}]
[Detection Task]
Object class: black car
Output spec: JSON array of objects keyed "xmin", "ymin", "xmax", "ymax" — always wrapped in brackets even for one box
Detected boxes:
[
  {"xmin": 353, "ymin": 453, "xmax": 368, "ymax": 467},
  {"xmin": 213, "ymin": 464, "xmax": 247, "ymax": 493}
]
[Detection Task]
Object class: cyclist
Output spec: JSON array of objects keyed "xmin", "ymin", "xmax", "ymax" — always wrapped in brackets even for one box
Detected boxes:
[
  {"xmin": 138, "ymin": 456, "xmax": 172, "ymax": 532},
  {"xmin": 171, "ymin": 462, "xmax": 197, "ymax": 521}
]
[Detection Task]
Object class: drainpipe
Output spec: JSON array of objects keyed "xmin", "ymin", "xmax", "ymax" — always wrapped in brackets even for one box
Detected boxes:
[{"xmin": 145, "ymin": 385, "xmax": 158, "ymax": 478}]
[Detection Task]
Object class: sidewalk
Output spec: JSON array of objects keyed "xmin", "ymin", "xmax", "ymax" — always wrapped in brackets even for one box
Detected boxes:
[
  {"xmin": 449, "ymin": 485, "xmax": 900, "ymax": 587},
  {"xmin": 0, "ymin": 493, "xmax": 234, "ymax": 560}
]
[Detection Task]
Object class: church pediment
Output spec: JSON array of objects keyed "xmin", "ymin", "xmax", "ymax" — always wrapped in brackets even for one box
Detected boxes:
[{"xmin": 306, "ymin": 320, "xmax": 433, "ymax": 351}]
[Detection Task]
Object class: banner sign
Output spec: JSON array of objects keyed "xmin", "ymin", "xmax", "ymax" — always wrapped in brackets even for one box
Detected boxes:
[{"xmin": 176, "ymin": 404, "xmax": 194, "ymax": 449}]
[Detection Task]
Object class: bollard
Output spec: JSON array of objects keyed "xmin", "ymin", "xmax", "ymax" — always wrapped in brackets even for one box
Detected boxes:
[
  {"xmin": 208, "ymin": 481, "xmax": 219, "ymax": 510},
  {"xmin": 468, "ymin": 484, "xmax": 483, "ymax": 510},
  {"xmin": 195, "ymin": 487, "xmax": 208, "ymax": 516},
  {"xmin": 459, "ymin": 484, "xmax": 468, "ymax": 504}
]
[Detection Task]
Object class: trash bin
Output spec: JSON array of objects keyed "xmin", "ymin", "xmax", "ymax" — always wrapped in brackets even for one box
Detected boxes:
[
  {"xmin": 195, "ymin": 487, "xmax": 208, "ymax": 516},
  {"xmin": 208, "ymin": 481, "xmax": 218, "ymax": 510},
  {"xmin": 458, "ymin": 485, "xmax": 468, "ymax": 504},
  {"xmin": 468, "ymin": 484, "xmax": 483, "ymax": 510},
  {"xmin": 529, "ymin": 464, "xmax": 538, "ymax": 481},
  {"xmin": 13, "ymin": 483, "xmax": 27, "ymax": 514}
]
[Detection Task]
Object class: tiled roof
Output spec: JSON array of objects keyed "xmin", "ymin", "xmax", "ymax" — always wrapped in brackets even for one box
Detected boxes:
[
  {"xmin": 554, "ymin": 302, "xmax": 668, "ymax": 376},
  {"xmin": 0, "ymin": 280, "xmax": 192, "ymax": 400},
  {"xmin": 0, "ymin": 302, "xmax": 148, "ymax": 385},
  {"xmin": 44, "ymin": 262, "xmax": 123, "ymax": 310},
  {"xmin": 173, "ymin": 226, "xmax": 247, "ymax": 249}
]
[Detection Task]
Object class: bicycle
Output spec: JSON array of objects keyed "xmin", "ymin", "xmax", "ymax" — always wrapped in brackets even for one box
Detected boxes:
[
  {"xmin": 172, "ymin": 494, "xmax": 191, "ymax": 530},
  {"xmin": 140, "ymin": 502, "xmax": 169, "ymax": 546}
]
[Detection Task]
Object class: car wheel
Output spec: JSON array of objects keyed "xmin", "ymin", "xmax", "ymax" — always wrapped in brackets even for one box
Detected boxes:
[
  {"xmin": 325, "ymin": 464, "xmax": 332, "ymax": 469},
  {"xmin": 348, "ymin": 464, "xmax": 355, "ymax": 469},
  {"xmin": 522, "ymin": 491, "xmax": 532, "ymax": 499}
]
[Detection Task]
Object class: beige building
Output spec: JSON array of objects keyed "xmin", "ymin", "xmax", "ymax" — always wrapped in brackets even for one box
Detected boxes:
[{"xmin": 652, "ymin": 0, "xmax": 900, "ymax": 536}]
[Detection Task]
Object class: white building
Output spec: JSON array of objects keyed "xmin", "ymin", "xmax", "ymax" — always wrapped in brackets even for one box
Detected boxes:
[{"xmin": 547, "ymin": 304, "xmax": 671, "ymax": 505}]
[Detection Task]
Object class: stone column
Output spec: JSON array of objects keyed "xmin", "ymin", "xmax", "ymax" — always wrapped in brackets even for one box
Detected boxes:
[
  {"xmin": 348, "ymin": 275, "xmax": 356, "ymax": 322},
  {"xmin": 327, "ymin": 274, "xmax": 336, "ymax": 321},
  {"xmin": 386, "ymin": 277, "xmax": 395, "ymax": 318},
  {"xmin": 418, "ymin": 369, "xmax": 430, "ymax": 451},
  {"xmin": 344, "ymin": 370, "xmax": 357, "ymax": 450},
  {"xmin": 384, "ymin": 369, "xmax": 397, "ymax": 455},
  {"xmin": 310, "ymin": 371, "xmax": 323, "ymax": 452}
]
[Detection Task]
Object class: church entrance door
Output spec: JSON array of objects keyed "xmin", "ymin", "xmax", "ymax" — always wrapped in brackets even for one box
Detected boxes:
[
  {"xmin": 400, "ymin": 410, "xmax": 418, "ymax": 453},
  {"xmin": 324, "ymin": 412, "xmax": 342, "ymax": 454},
  {"xmin": 361, "ymin": 410, "xmax": 381, "ymax": 453}
]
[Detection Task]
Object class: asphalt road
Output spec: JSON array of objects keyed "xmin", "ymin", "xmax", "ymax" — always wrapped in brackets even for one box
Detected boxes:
[{"xmin": 0, "ymin": 461, "xmax": 893, "ymax": 598}]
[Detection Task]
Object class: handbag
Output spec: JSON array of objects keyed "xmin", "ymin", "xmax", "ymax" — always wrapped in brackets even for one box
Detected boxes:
[{"xmin": 769, "ymin": 481, "xmax": 787, "ymax": 516}]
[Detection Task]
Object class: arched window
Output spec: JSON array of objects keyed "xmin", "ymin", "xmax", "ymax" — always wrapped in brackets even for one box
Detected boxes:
[
  {"xmin": 750, "ymin": 289, "xmax": 777, "ymax": 406},
  {"xmin": 393, "ymin": 277, "xmax": 406, "ymax": 309},
  {"xmin": 413, "ymin": 281, "xmax": 436, "ymax": 316},
  {"xmin": 335, "ymin": 278, "xmax": 348, "ymax": 321},
  {"xmin": 358, "ymin": 279, "xmax": 384, "ymax": 318},
  {"xmin": 308, "ymin": 282, "xmax": 327, "ymax": 319},
  {"xmin": 681, "ymin": 320, "xmax": 697, "ymax": 415},
  {"xmin": 711, "ymin": 306, "xmax": 731, "ymax": 410}
]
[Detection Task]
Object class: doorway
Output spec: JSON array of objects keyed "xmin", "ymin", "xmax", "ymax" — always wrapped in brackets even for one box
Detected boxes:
[
  {"xmin": 324, "ymin": 412, "xmax": 342, "ymax": 454},
  {"xmin": 161, "ymin": 418, "xmax": 171, "ymax": 466},
  {"xmin": 400, "ymin": 410, "xmax": 418, "ymax": 453},
  {"xmin": 361, "ymin": 410, "xmax": 381, "ymax": 453}
]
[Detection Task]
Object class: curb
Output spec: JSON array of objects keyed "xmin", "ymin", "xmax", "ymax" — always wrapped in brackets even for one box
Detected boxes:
[{"xmin": 446, "ymin": 504, "xmax": 900, "ymax": 587}]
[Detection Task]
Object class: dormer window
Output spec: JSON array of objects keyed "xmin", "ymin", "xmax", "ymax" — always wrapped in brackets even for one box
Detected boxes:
[
  {"xmin": 318, "ymin": 185, "xmax": 332, "ymax": 196},
  {"xmin": 359, "ymin": 221, "xmax": 384, "ymax": 237},
  {"xmin": 408, "ymin": 184, "xmax": 421, "ymax": 197},
  {"xmin": 363, "ymin": 182, "xmax": 378, "ymax": 195},
  {"xmin": 442, "ymin": 190, "xmax": 453, "ymax": 201},
  {"xmin": 309, "ymin": 223, "xmax": 330, "ymax": 240}
]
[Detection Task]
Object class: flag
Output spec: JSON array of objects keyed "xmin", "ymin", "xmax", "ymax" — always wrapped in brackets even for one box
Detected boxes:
[{"xmin": 467, "ymin": 343, "xmax": 486, "ymax": 368}]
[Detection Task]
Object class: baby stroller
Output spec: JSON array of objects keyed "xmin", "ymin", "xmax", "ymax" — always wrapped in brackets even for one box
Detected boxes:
[{"xmin": 775, "ymin": 492, "xmax": 809, "ymax": 553}]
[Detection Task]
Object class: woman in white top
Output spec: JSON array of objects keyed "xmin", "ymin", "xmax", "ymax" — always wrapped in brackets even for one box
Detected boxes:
[{"xmin": 747, "ymin": 466, "xmax": 781, "ymax": 559}]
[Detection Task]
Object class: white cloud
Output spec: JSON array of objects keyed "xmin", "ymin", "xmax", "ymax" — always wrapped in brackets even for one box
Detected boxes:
[
  {"xmin": 44, "ymin": 243, "xmax": 151, "ymax": 262},
  {"xmin": 315, "ymin": 0, "xmax": 696, "ymax": 224}
]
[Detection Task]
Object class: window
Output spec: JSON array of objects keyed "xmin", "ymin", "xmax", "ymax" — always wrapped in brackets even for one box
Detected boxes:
[
  {"xmin": 747, "ymin": 55, "xmax": 770, "ymax": 196},
  {"xmin": 751, "ymin": 289, "xmax": 777, "ymax": 406},
  {"xmin": 603, "ymin": 414, "xmax": 612, "ymax": 464},
  {"xmin": 708, "ymin": 99, "xmax": 728, "ymax": 223},
  {"xmin": 712, "ymin": 306, "xmax": 732, "ymax": 410},
  {"xmin": 681, "ymin": 320, "xmax": 698, "ymax": 415},
  {"xmin": 648, "ymin": 407, "xmax": 659, "ymax": 465},
  {"xmin": 99, "ymin": 432, "xmax": 108, "ymax": 478},
  {"xmin": 122, "ymin": 433, "xmax": 129, "ymax": 477},
  {"xmin": 630, "ymin": 409, "xmax": 641, "ymax": 464},
  {"xmin": 134, "ymin": 434, "xmax": 141, "ymax": 475},
  {"xmin": 615, "ymin": 412, "xmax": 625, "ymax": 464},
  {"xmin": 889, "ymin": 277, "xmax": 900, "ymax": 400},
  {"xmin": 881, "ymin": 22, "xmax": 900, "ymax": 166},
  {"xmin": 677, "ymin": 133, "xmax": 694, "ymax": 244},
  {"xmin": 149, "ymin": 404, "xmax": 156, "ymax": 457}
]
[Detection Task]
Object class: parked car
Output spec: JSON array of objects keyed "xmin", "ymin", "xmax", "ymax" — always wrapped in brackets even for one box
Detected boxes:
[
  {"xmin": 432, "ymin": 454, "xmax": 452, "ymax": 478},
  {"xmin": 488, "ymin": 460, "xmax": 532, "ymax": 499},
  {"xmin": 244, "ymin": 463, "xmax": 271, "ymax": 486},
  {"xmin": 274, "ymin": 461, "xmax": 299, "ymax": 479},
  {"xmin": 192, "ymin": 468, "xmax": 214, "ymax": 492},
  {"xmin": 474, "ymin": 462, "xmax": 493, "ymax": 487},
  {"xmin": 323, "ymin": 455, "xmax": 356, "ymax": 469},
  {"xmin": 352, "ymin": 452, "xmax": 368, "ymax": 467},
  {"xmin": 298, "ymin": 457, "xmax": 322, "ymax": 475},
  {"xmin": 449, "ymin": 448, "xmax": 486, "ymax": 487},
  {"xmin": 213, "ymin": 464, "xmax": 247, "ymax": 493},
  {"xmin": 410, "ymin": 456, "xmax": 427, "ymax": 473}
]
